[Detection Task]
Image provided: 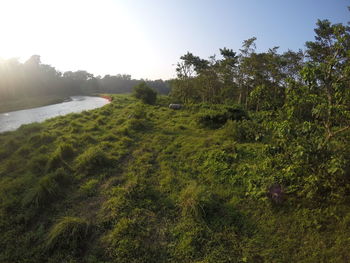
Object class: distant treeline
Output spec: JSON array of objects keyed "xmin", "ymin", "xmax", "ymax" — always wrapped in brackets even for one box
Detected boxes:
[
  {"xmin": 171, "ymin": 40, "xmax": 304, "ymax": 109},
  {"xmin": 0, "ymin": 55, "xmax": 170, "ymax": 102}
]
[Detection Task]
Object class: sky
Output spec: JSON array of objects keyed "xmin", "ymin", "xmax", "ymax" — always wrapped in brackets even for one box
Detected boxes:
[{"xmin": 0, "ymin": 0, "xmax": 348, "ymax": 80}]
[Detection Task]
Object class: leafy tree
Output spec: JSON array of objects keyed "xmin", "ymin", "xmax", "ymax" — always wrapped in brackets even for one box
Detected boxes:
[
  {"xmin": 171, "ymin": 52, "xmax": 205, "ymax": 103},
  {"xmin": 289, "ymin": 19, "xmax": 350, "ymax": 143},
  {"xmin": 133, "ymin": 82, "xmax": 157, "ymax": 105},
  {"xmin": 276, "ymin": 19, "xmax": 350, "ymax": 201},
  {"xmin": 217, "ymin": 48, "xmax": 239, "ymax": 102}
]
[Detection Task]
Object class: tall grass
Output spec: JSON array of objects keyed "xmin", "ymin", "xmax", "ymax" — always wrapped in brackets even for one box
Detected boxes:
[
  {"xmin": 46, "ymin": 216, "xmax": 91, "ymax": 250},
  {"xmin": 22, "ymin": 168, "xmax": 71, "ymax": 207},
  {"xmin": 74, "ymin": 145, "xmax": 114, "ymax": 175}
]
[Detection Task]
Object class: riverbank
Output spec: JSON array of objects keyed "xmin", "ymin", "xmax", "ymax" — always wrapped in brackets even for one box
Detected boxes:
[
  {"xmin": 0, "ymin": 95, "xmax": 68, "ymax": 113},
  {"xmin": 0, "ymin": 94, "xmax": 112, "ymax": 114},
  {"xmin": 0, "ymin": 94, "xmax": 349, "ymax": 262},
  {"xmin": 0, "ymin": 96, "xmax": 110, "ymax": 133}
]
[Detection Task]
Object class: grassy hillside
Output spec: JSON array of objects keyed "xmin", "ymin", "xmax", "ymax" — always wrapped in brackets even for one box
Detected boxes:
[{"xmin": 0, "ymin": 95, "xmax": 349, "ymax": 262}]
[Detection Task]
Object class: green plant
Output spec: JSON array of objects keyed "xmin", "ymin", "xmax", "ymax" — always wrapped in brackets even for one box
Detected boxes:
[
  {"xmin": 46, "ymin": 216, "xmax": 91, "ymax": 251},
  {"xmin": 58, "ymin": 142, "xmax": 75, "ymax": 160},
  {"xmin": 23, "ymin": 169, "xmax": 71, "ymax": 208},
  {"xmin": 74, "ymin": 145, "xmax": 114, "ymax": 175},
  {"xmin": 133, "ymin": 82, "xmax": 157, "ymax": 105},
  {"xmin": 223, "ymin": 119, "xmax": 265, "ymax": 142},
  {"xmin": 80, "ymin": 179, "xmax": 99, "ymax": 197},
  {"xmin": 29, "ymin": 154, "xmax": 49, "ymax": 173},
  {"xmin": 196, "ymin": 105, "xmax": 248, "ymax": 129},
  {"xmin": 178, "ymin": 182, "xmax": 211, "ymax": 220}
]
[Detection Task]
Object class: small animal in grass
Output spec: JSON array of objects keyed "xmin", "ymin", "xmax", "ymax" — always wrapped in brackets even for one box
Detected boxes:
[
  {"xmin": 169, "ymin": 104, "xmax": 182, "ymax": 110},
  {"xmin": 267, "ymin": 183, "xmax": 285, "ymax": 204}
]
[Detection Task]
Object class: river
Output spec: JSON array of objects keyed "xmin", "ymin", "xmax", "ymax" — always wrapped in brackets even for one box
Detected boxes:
[{"xmin": 0, "ymin": 96, "xmax": 110, "ymax": 133}]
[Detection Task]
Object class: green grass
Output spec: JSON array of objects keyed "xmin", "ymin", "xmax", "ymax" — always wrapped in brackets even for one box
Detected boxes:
[
  {"xmin": 0, "ymin": 94, "xmax": 349, "ymax": 262},
  {"xmin": 46, "ymin": 216, "xmax": 91, "ymax": 252}
]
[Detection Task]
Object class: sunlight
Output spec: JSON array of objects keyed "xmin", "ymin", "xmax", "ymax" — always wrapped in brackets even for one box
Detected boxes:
[{"xmin": 0, "ymin": 0, "xmax": 157, "ymax": 78}]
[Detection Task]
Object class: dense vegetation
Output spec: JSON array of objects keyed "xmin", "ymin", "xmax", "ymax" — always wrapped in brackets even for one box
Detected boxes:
[{"xmin": 0, "ymin": 17, "xmax": 350, "ymax": 262}]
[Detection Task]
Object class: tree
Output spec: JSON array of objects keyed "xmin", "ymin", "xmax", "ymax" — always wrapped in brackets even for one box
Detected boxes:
[
  {"xmin": 218, "ymin": 48, "xmax": 239, "ymax": 101},
  {"xmin": 296, "ymin": 19, "xmax": 350, "ymax": 143},
  {"xmin": 172, "ymin": 52, "xmax": 206, "ymax": 103},
  {"xmin": 276, "ymin": 19, "xmax": 350, "ymax": 201},
  {"xmin": 237, "ymin": 37, "xmax": 257, "ymax": 106},
  {"xmin": 133, "ymin": 82, "xmax": 157, "ymax": 105}
]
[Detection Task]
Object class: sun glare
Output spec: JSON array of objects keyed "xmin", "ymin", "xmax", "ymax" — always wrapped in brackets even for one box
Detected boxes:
[{"xmin": 0, "ymin": 0, "xmax": 157, "ymax": 78}]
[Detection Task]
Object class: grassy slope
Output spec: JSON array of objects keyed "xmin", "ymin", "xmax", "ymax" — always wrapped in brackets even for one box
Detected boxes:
[{"xmin": 0, "ymin": 95, "xmax": 349, "ymax": 262}]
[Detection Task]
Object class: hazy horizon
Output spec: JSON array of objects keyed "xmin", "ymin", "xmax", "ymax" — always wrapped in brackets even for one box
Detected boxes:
[{"xmin": 0, "ymin": 0, "xmax": 348, "ymax": 80}]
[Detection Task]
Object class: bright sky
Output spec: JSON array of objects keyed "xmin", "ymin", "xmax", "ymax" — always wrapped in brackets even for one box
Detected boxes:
[{"xmin": 0, "ymin": 0, "xmax": 348, "ymax": 80}]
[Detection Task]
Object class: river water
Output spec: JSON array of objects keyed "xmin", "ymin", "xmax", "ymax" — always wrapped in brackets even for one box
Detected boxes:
[{"xmin": 0, "ymin": 96, "xmax": 110, "ymax": 133}]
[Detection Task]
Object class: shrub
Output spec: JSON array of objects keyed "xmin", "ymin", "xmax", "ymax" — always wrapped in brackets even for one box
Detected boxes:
[
  {"xmin": 196, "ymin": 105, "xmax": 248, "ymax": 128},
  {"xmin": 197, "ymin": 109, "xmax": 228, "ymax": 128},
  {"xmin": 223, "ymin": 119, "xmax": 264, "ymax": 142},
  {"xmin": 133, "ymin": 82, "xmax": 157, "ymax": 105},
  {"xmin": 202, "ymin": 149, "xmax": 235, "ymax": 183}
]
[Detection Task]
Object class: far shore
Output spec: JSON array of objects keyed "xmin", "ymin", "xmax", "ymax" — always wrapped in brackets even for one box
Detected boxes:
[
  {"xmin": 0, "ymin": 95, "xmax": 68, "ymax": 114},
  {"xmin": 0, "ymin": 94, "xmax": 111, "ymax": 114}
]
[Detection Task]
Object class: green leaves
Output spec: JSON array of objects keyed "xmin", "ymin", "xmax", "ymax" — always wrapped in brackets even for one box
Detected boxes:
[{"xmin": 133, "ymin": 82, "xmax": 158, "ymax": 105}]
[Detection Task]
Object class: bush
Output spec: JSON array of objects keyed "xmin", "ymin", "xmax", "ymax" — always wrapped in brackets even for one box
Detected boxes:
[
  {"xmin": 133, "ymin": 82, "xmax": 157, "ymax": 105},
  {"xmin": 223, "ymin": 119, "xmax": 264, "ymax": 142},
  {"xmin": 202, "ymin": 149, "xmax": 236, "ymax": 183},
  {"xmin": 196, "ymin": 105, "xmax": 248, "ymax": 128}
]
